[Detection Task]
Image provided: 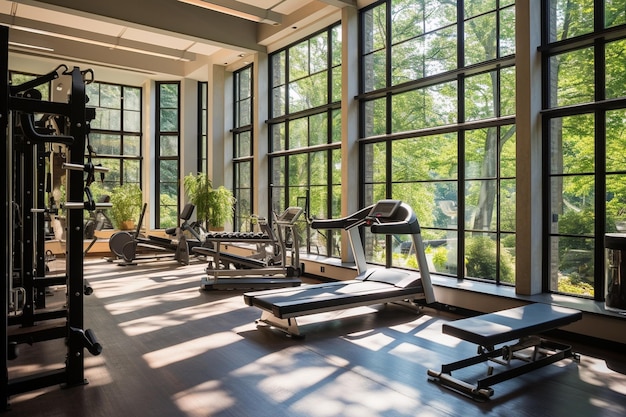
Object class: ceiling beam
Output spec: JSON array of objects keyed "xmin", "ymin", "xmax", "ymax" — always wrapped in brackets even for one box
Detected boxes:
[
  {"xmin": 12, "ymin": 0, "xmax": 264, "ymax": 52},
  {"xmin": 318, "ymin": 0, "xmax": 357, "ymax": 7},
  {"xmin": 1, "ymin": 14, "xmax": 196, "ymax": 61},
  {"xmin": 177, "ymin": 0, "xmax": 283, "ymax": 26}
]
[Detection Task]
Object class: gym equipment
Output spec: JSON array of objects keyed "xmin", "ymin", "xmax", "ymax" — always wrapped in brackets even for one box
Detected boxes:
[
  {"xmin": 193, "ymin": 206, "xmax": 304, "ymax": 290},
  {"xmin": 2, "ymin": 35, "xmax": 103, "ymax": 409},
  {"xmin": 243, "ymin": 200, "xmax": 436, "ymax": 337},
  {"xmin": 108, "ymin": 202, "xmax": 205, "ymax": 265},
  {"xmin": 427, "ymin": 303, "xmax": 582, "ymax": 400}
]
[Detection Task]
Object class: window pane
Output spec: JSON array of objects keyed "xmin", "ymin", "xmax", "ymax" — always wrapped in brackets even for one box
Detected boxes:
[
  {"xmin": 288, "ymin": 118, "xmax": 308, "ymax": 150},
  {"xmin": 310, "ymin": 33, "xmax": 328, "ymax": 73},
  {"xmin": 549, "ymin": 0, "xmax": 595, "ymax": 42},
  {"xmin": 363, "ymin": 142, "xmax": 387, "ymax": 184},
  {"xmin": 550, "ymin": 176, "xmax": 595, "ymax": 235},
  {"xmin": 123, "ymin": 159, "xmax": 141, "ymax": 183},
  {"xmin": 606, "ymin": 173, "xmax": 626, "ymax": 232},
  {"xmin": 289, "ymin": 40, "xmax": 309, "ymax": 80},
  {"xmin": 363, "ymin": 51, "xmax": 387, "ymax": 92},
  {"xmin": 289, "ymin": 72, "xmax": 328, "ymax": 113},
  {"xmin": 160, "ymin": 135, "xmax": 178, "ymax": 157},
  {"xmin": 500, "ymin": 66, "xmax": 516, "ymax": 116},
  {"xmin": 124, "ymin": 109, "xmax": 140, "ymax": 132},
  {"xmin": 91, "ymin": 133, "xmax": 121, "ymax": 155},
  {"xmin": 464, "ymin": 12, "xmax": 497, "ymax": 66},
  {"xmin": 605, "ymin": 39, "xmax": 626, "ymax": 99},
  {"xmin": 92, "ymin": 108, "xmax": 121, "ymax": 130},
  {"xmin": 550, "ymin": 114, "xmax": 595, "ymax": 175},
  {"xmin": 124, "ymin": 86, "xmax": 141, "ymax": 110},
  {"xmin": 606, "ymin": 0, "xmax": 626, "ymax": 27},
  {"xmin": 465, "ymin": 179, "xmax": 498, "ymax": 230},
  {"xmin": 392, "ymin": 82, "xmax": 457, "ymax": 132},
  {"xmin": 100, "ymin": 84, "xmax": 121, "ymax": 109},
  {"xmin": 392, "ymin": 134, "xmax": 458, "ymax": 182},
  {"xmin": 159, "ymin": 84, "xmax": 178, "ymax": 108},
  {"xmin": 310, "ymin": 151, "xmax": 328, "ymax": 186},
  {"xmin": 362, "ymin": 5, "xmax": 386, "ymax": 55},
  {"xmin": 235, "ymin": 131, "xmax": 252, "ymax": 158},
  {"xmin": 500, "ymin": 5, "xmax": 516, "ymax": 57},
  {"xmin": 160, "ymin": 109, "xmax": 178, "ymax": 131},
  {"xmin": 123, "ymin": 135, "xmax": 140, "ymax": 156},
  {"xmin": 309, "ymin": 113, "xmax": 328, "ymax": 147},
  {"xmin": 363, "ymin": 98, "xmax": 387, "ymax": 137},
  {"xmin": 607, "ymin": 109, "xmax": 626, "ymax": 173},
  {"xmin": 549, "ymin": 48, "xmax": 595, "ymax": 107},
  {"xmin": 465, "ymin": 71, "xmax": 496, "ymax": 121},
  {"xmin": 549, "ymin": 236, "xmax": 595, "ymax": 296}
]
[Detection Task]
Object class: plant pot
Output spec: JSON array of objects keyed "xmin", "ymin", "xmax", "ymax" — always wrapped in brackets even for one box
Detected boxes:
[{"xmin": 119, "ymin": 220, "xmax": 135, "ymax": 230}]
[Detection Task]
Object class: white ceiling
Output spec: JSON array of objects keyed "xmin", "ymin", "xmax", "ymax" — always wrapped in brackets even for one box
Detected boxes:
[{"xmin": 0, "ymin": 0, "xmax": 355, "ymax": 82}]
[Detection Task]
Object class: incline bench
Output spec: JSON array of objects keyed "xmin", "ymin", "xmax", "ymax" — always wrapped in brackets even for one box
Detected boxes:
[{"xmin": 427, "ymin": 303, "xmax": 582, "ymax": 400}]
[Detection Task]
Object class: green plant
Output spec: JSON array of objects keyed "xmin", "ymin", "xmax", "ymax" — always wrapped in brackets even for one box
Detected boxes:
[
  {"xmin": 207, "ymin": 185, "xmax": 236, "ymax": 229},
  {"xmin": 184, "ymin": 173, "xmax": 236, "ymax": 229},
  {"xmin": 109, "ymin": 183, "xmax": 142, "ymax": 229}
]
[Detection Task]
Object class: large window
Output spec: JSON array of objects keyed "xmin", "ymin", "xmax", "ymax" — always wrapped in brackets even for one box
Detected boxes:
[
  {"xmin": 86, "ymin": 82, "xmax": 142, "ymax": 190},
  {"xmin": 542, "ymin": 0, "xmax": 626, "ymax": 299},
  {"xmin": 156, "ymin": 82, "xmax": 180, "ymax": 229},
  {"xmin": 233, "ymin": 65, "xmax": 253, "ymax": 231},
  {"xmin": 268, "ymin": 24, "xmax": 343, "ymax": 256},
  {"xmin": 360, "ymin": 0, "xmax": 516, "ymax": 283}
]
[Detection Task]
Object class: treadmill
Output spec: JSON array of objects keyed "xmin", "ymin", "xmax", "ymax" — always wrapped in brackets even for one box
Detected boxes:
[{"xmin": 243, "ymin": 200, "xmax": 436, "ymax": 337}]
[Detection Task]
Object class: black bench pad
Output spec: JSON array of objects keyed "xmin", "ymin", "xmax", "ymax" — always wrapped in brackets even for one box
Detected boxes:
[{"xmin": 442, "ymin": 303, "xmax": 582, "ymax": 347}]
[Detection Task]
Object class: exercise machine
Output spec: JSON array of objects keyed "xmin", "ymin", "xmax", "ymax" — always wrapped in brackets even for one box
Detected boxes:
[
  {"xmin": 427, "ymin": 303, "xmax": 582, "ymax": 400},
  {"xmin": 2, "ymin": 28, "xmax": 103, "ymax": 409},
  {"xmin": 193, "ymin": 207, "xmax": 304, "ymax": 290},
  {"xmin": 243, "ymin": 200, "xmax": 436, "ymax": 337},
  {"xmin": 108, "ymin": 202, "xmax": 205, "ymax": 265}
]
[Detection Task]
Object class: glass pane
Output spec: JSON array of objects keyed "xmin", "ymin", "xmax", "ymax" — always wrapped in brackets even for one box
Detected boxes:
[
  {"xmin": 362, "ymin": 142, "xmax": 387, "ymax": 184},
  {"xmin": 288, "ymin": 118, "xmax": 308, "ymax": 149},
  {"xmin": 500, "ymin": 5, "xmax": 516, "ymax": 57},
  {"xmin": 465, "ymin": 128, "xmax": 498, "ymax": 180},
  {"xmin": 549, "ymin": 0, "xmax": 595, "ymax": 42},
  {"xmin": 606, "ymin": 174, "xmax": 626, "ymax": 232},
  {"xmin": 465, "ymin": 233, "xmax": 502, "ymax": 281},
  {"xmin": 271, "ymin": 123, "xmax": 285, "ymax": 152},
  {"xmin": 159, "ymin": 160, "xmax": 179, "ymax": 182},
  {"xmin": 124, "ymin": 86, "xmax": 141, "ymax": 110},
  {"xmin": 92, "ymin": 108, "xmax": 121, "ymax": 130},
  {"xmin": 500, "ymin": 66, "xmax": 516, "ymax": 116},
  {"xmin": 289, "ymin": 40, "xmax": 309, "ymax": 80},
  {"xmin": 500, "ymin": 179, "xmax": 516, "ymax": 232},
  {"xmin": 392, "ymin": 134, "xmax": 458, "ymax": 182},
  {"xmin": 331, "ymin": 25, "xmax": 342, "ymax": 67},
  {"xmin": 289, "ymin": 72, "xmax": 327, "ymax": 113},
  {"xmin": 90, "ymin": 133, "xmax": 121, "ymax": 155},
  {"xmin": 391, "ymin": 0, "xmax": 423, "ymax": 44},
  {"xmin": 465, "ymin": 179, "xmax": 498, "ymax": 230},
  {"xmin": 309, "ymin": 113, "xmax": 328, "ymax": 147},
  {"xmin": 424, "ymin": 26, "xmax": 457, "ymax": 77},
  {"xmin": 288, "ymin": 154, "xmax": 308, "ymax": 187},
  {"xmin": 606, "ymin": 109, "xmax": 626, "ymax": 173},
  {"xmin": 159, "ymin": 83, "xmax": 178, "ymax": 108},
  {"xmin": 363, "ymin": 50, "xmax": 387, "ymax": 92},
  {"xmin": 465, "ymin": 71, "xmax": 496, "ymax": 121},
  {"xmin": 160, "ymin": 109, "xmax": 178, "ymax": 132},
  {"xmin": 86, "ymin": 82, "xmax": 100, "ymax": 106},
  {"xmin": 464, "ymin": 12, "xmax": 497, "ymax": 66},
  {"xmin": 363, "ymin": 98, "xmax": 387, "ymax": 137},
  {"xmin": 235, "ymin": 131, "xmax": 252, "ymax": 158},
  {"xmin": 549, "ymin": 114, "xmax": 595, "ymax": 175},
  {"xmin": 362, "ymin": 5, "xmax": 386, "ymax": 55},
  {"xmin": 331, "ymin": 109, "xmax": 341, "ymax": 143},
  {"xmin": 549, "ymin": 236, "xmax": 595, "ymax": 297},
  {"xmin": 123, "ymin": 135, "xmax": 140, "ymax": 156},
  {"xmin": 392, "ymin": 37, "xmax": 425, "ymax": 84},
  {"xmin": 238, "ymin": 97, "xmax": 251, "ymax": 126},
  {"xmin": 272, "ymin": 85, "xmax": 286, "ymax": 118},
  {"xmin": 100, "ymin": 84, "xmax": 121, "ymax": 109},
  {"xmin": 310, "ymin": 33, "xmax": 328, "ymax": 73},
  {"xmin": 549, "ymin": 47, "xmax": 595, "ymax": 107},
  {"xmin": 500, "ymin": 126, "xmax": 516, "ymax": 178},
  {"xmin": 464, "ymin": 0, "xmax": 497, "ymax": 18},
  {"xmin": 550, "ymin": 176, "xmax": 595, "ymax": 235},
  {"xmin": 331, "ymin": 66, "xmax": 341, "ymax": 103},
  {"xmin": 310, "ymin": 151, "xmax": 328, "ymax": 186},
  {"xmin": 272, "ymin": 51, "xmax": 286, "ymax": 86},
  {"xmin": 271, "ymin": 157, "xmax": 286, "ymax": 187},
  {"xmin": 605, "ymin": 39, "xmax": 626, "ymax": 99},
  {"xmin": 124, "ymin": 109, "xmax": 141, "ymax": 132},
  {"xmin": 123, "ymin": 159, "xmax": 141, "ymax": 183},
  {"xmin": 160, "ymin": 135, "xmax": 178, "ymax": 157},
  {"xmin": 606, "ymin": 0, "xmax": 626, "ymax": 27},
  {"xmin": 391, "ymin": 182, "xmax": 446, "ymax": 229},
  {"xmin": 392, "ymin": 82, "xmax": 457, "ymax": 132}
]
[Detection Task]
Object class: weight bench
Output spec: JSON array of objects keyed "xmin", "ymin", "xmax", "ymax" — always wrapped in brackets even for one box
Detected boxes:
[{"xmin": 427, "ymin": 303, "xmax": 582, "ymax": 400}]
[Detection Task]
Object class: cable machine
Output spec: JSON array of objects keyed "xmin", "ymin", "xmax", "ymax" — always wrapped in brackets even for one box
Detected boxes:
[{"xmin": 2, "ymin": 25, "xmax": 105, "ymax": 409}]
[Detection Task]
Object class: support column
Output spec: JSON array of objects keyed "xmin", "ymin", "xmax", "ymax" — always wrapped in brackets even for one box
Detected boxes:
[{"xmin": 515, "ymin": 0, "xmax": 543, "ymax": 295}]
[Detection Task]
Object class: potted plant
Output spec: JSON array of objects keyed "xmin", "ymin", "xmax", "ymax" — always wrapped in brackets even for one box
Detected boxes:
[
  {"xmin": 207, "ymin": 185, "xmax": 236, "ymax": 230},
  {"xmin": 110, "ymin": 183, "xmax": 143, "ymax": 230},
  {"xmin": 184, "ymin": 173, "xmax": 235, "ymax": 230}
]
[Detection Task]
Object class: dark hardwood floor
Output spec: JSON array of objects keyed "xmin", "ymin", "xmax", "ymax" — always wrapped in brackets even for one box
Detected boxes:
[{"xmin": 6, "ymin": 258, "xmax": 626, "ymax": 417}]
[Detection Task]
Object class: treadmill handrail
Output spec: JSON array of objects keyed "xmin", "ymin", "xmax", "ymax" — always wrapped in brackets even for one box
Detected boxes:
[{"xmin": 311, "ymin": 205, "xmax": 373, "ymax": 230}]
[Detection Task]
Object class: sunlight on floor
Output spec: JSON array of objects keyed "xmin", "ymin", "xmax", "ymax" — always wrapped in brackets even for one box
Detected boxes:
[{"xmin": 143, "ymin": 332, "xmax": 242, "ymax": 369}]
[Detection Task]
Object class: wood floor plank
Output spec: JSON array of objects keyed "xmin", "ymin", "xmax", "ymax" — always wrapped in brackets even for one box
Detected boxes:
[{"xmin": 6, "ymin": 258, "xmax": 626, "ymax": 417}]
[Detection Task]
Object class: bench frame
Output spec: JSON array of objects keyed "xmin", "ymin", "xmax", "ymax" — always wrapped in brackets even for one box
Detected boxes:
[{"xmin": 427, "ymin": 304, "xmax": 582, "ymax": 400}]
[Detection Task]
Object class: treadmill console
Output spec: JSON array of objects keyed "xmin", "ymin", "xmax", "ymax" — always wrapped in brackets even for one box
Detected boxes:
[
  {"xmin": 276, "ymin": 206, "xmax": 303, "ymax": 224},
  {"xmin": 368, "ymin": 200, "xmax": 402, "ymax": 219}
]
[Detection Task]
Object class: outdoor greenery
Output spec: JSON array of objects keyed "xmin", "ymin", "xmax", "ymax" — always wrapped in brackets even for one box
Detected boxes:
[{"xmin": 109, "ymin": 183, "xmax": 142, "ymax": 229}]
